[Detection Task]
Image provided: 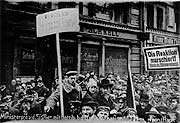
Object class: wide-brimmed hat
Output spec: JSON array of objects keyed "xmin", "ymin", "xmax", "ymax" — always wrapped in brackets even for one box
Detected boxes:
[
  {"xmin": 66, "ymin": 71, "xmax": 78, "ymax": 77},
  {"xmin": 140, "ymin": 93, "xmax": 150, "ymax": 102},
  {"xmin": 82, "ymin": 97, "xmax": 98, "ymax": 109},
  {"xmin": 98, "ymin": 79, "xmax": 113, "ymax": 88}
]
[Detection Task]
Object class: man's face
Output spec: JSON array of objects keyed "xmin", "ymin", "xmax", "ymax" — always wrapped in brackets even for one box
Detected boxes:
[
  {"xmin": 16, "ymin": 80, "xmax": 21, "ymax": 85},
  {"xmin": 15, "ymin": 85, "xmax": 23, "ymax": 92},
  {"xmin": 97, "ymin": 110, "xmax": 109, "ymax": 120},
  {"xmin": 118, "ymin": 99, "xmax": 125, "ymax": 109},
  {"xmin": 81, "ymin": 106, "xmax": 94, "ymax": 119},
  {"xmin": 37, "ymin": 81, "xmax": 43, "ymax": 87},
  {"xmin": 89, "ymin": 86, "xmax": 97, "ymax": 94},
  {"xmin": 26, "ymin": 85, "xmax": 32, "ymax": 90},
  {"xmin": 170, "ymin": 99, "xmax": 178, "ymax": 109},
  {"xmin": 140, "ymin": 100, "xmax": 148, "ymax": 109},
  {"xmin": 11, "ymin": 80, "xmax": 16, "ymax": 86},
  {"xmin": 68, "ymin": 75, "xmax": 77, "ymax": 86},
  {"xmin": 22, "ymin": 102, "xmax": 31, "ymax": 111},
  {"xmin": 100, "ymin": 86, "xmax": 111, "ymax": 96},
  {"xmin": 154, "ymin": 95, "xmax": 161, "ymax": 103}
]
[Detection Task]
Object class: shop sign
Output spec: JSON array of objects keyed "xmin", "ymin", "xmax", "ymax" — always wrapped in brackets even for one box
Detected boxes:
[
  {"xmin": 36, "ymin": 8, "xmax": 79, "ymax": 37},
  {"xmin": 152, "ymin": 34, "xmax": 179, "ymax": 44},
  {"xmin": 143, "ymin": 45, "xmax": 180, "ymax": 71},
  {"xmin": 18, "ymin": 76, "xmax": 35, "ymax": 83},
  {"xmin": 82, "ymin": 26, "xmax": 137, "ymax": 40},
  {"xmin": 153, "ymin": 35, "xmax": 165, "ymax": 43}
]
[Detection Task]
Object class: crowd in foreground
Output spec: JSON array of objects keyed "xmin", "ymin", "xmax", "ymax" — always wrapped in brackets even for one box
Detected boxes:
[{"xmin": 0, "ymin": 71, "xmax": 180, "ymax": 123}]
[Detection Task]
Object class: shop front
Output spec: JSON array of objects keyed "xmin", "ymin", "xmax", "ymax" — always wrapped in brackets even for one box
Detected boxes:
[{"xmin": 9, "ymin": 16, "xmax": 141, "ymax": 88}]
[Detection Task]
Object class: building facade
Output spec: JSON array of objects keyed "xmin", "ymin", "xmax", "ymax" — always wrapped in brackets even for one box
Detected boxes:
[{"xmin": 1, "ymin": 1, "xmax": 180, "ymax": 88}]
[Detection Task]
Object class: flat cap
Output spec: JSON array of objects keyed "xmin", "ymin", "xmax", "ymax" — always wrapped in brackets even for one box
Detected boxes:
[{"xmin": 66, "ymin": 71, "xmax": 78, "ymax": 77}]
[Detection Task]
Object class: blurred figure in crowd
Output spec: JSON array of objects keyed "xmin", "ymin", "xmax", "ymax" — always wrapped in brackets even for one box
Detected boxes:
[
  {"xmin": 115, "ymin": 97, "xmax": 129, "ymax": 117},
  {"xmin": 81, "ymin": 97, "xmax": 98, "ymax": 120},
  {"xmin": 0, "ymin": 94, "xmax": 19, "ymax": 115},
  {"xmin": 96, "ymin": 106, "xmax": 110, "ymax": 120},
  {"xmin": 168, "ymin": 96, "xmax": 180, "ymax": 123},
  {"xmin": 136, "ymin": 93, "xmax": 159, "ymax": 122},
  {"xmin": 123, "ymin": 108, "xmax": 138, "ymax": 121},
  {"xmin": 96, "ymin": 78, "xmax": 117, "ymax": 115},
  {"xmin": 34, "ymin": 79, "xmax": 49, "ymax": 98},
  {"xmin": 83, "ymin": 78, "xmax": 98, "ymax": 102},
  {"xmin": 6, "ymin": 79, "xmax": 16, "ymax": 96}
]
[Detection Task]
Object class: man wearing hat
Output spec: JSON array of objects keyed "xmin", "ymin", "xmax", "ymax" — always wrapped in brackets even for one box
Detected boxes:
[
  {"xmin": 81, "ymin": 96, "xmax": 98, "ymax": 120},
  {"xmin": 96, "ymin": 78, "xmax": 117, "ymax": 114},
  {"xmin": 1, "ymin": 94, "xmax": 19, "ymax": 115},
  {"xmin": 136, "ymin": 93, "xmax": 159, "ymax": 122},
  {"xmin": 44, "ymin": 71, "xmax": 82, "ymax": 116}
]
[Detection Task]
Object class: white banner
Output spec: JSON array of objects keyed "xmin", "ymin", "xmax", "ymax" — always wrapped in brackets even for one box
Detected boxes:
[
  {"xmin": 143, "ymin": 45, "xmax": 180, "ymax": 71},
  {"xmin": 36, "ymin": 8, "xmax": 79, "ymax": 37}
]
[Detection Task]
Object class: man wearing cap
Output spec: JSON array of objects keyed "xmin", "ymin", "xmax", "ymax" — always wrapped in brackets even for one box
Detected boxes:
[
  {"xmin": 81, "ymin": 96, "xmax": 98, "ymax": 120},
  {"xmin": 168, "ymin": 96, "xmax": 180, "ymax": 123},
  {"xmin": 15, "ymin": 78, "xmax": 21, "ymax": 85},
  {"xmin": 44, "ymin": 71, "xmax": 82, "ymax": 116},
  {"xmin": 115, "ymin": 97, "xmax": 129, "ymax": 117},
  {"xmin": 151, "ymin": 91, "xmax": 166, "ymax": 107},
  {"xmin": 0, "ymin": 94, "xmax": 20, "ymax": 115},
  {"xmin": 34, "ymin": 79, "xmax": 49, "ymax": 98},
  {"xmin": 96, "ymin": 106, "xmax": 110, "ymax": 120},
  {"xmin": 96, "ymin": 78, "xmax": 117, "ymax": 114},
  {"xmin": 6, "ymin": 79, "xmax": 16, "ymax": 96},
  {"xmin": 136, "ymin": 93, "xmax": 159, "ymax": 122}
]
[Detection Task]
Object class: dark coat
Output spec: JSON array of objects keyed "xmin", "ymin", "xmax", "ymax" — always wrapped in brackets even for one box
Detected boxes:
[
  {"xmin": 34, "ymin": 86, "xmax": 49, "ymax": 97},
  {"xmin": 46, "ymin": 85, "xmax": 81, "ymax": 116},
  {"xmin": 136, "ymin": 104, "xmax": 153, "ymax": 122},
  {"xmin": 96, "ymin": 92, "xmax": 115, "ymax": 110},
  {"xmin": 83, "ymin": 91, "xmax": 98, "ymax": 102}
]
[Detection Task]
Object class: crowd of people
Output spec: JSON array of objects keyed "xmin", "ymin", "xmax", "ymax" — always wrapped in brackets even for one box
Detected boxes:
[{"xmin": 0, "ymin": 71, "xmax": 180, "ymax": 123}]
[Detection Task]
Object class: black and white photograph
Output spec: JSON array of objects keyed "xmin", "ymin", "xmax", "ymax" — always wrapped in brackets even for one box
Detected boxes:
[{"xmin": 1, "ymin": 0, "xmax": 180, "ymax": 123}]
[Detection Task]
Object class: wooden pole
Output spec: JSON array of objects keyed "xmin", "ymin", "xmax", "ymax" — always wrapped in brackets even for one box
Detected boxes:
[
  {"xmin": 56, "ymin": 33, "xmax": 64, "ymax": 117},
  {"xmin": 77, "ymin": 39, "xmax": 81, "ymax": 75},
  {"xmin": 102, "ymin": 41, "xmax": 105, "ymax": 76},
  {"xmin": 128, "ymin": 48, "xmax": 136, "ymax": 110}
]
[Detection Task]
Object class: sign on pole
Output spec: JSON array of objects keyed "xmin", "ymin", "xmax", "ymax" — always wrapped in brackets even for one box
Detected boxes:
[
  {"xmin": 36, "ymin": 8, "xmax": 79, "ymax": 37},
  {"xmin": 36, "ymin": 8, "xmax": 79, "ymax": 117},
  {"xmin": 143, "ymin": 45, "xmax": 180, "ymax": 71}
]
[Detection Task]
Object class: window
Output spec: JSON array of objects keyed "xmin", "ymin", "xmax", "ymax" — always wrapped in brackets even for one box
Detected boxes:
[
  {"xmin": 96, "ymin": 3, "xmax": 112, "ymax": 20},
  {"xmin": 20, "ymin": 45, "xmax": 35, "ymax": 75},
  {"xmin": 157, "ymin": 7, "xmax": 163, "ymax": 30},
  {"xmin": 114, "ymin": 3, "xmax": 129, "ymax": 24},
  {"xmin": 58, "ymin": 2, "xmax": 76, "ymax": 9},
  {"xmin": 175, "ymin": 11, "xmax": 180, "ymax": 33},
  {"xmin": 147, "ymin": 4, "xmax": 154, "ymax": 28},
  {"xmin": 88, "ymin": 3, "xmax": 96, "ymax": 17}
]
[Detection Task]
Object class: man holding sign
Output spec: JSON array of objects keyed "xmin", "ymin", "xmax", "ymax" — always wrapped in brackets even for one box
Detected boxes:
[{"xmin": 44, "ymin": 71, "xmax": 82, "ymax": 117}]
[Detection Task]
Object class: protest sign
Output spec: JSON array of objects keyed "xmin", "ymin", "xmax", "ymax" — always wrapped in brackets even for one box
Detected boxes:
[{"xmin": 143, "ymin": 45, "xmax": 180, "ymax": 71}]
